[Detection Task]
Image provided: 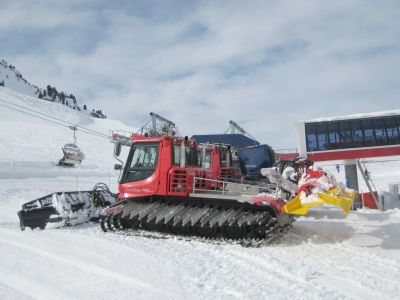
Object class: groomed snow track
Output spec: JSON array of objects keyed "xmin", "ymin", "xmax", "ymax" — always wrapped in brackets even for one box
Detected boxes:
[{"xmin": 100, "ymin": 196, "xmax": 295, "ymax": 241}]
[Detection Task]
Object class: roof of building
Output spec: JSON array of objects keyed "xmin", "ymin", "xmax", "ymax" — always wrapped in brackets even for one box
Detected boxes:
[
  {"xmin": 191, "ymin": 134, "xmax": 259, "ymax": 148},
  {"xmin": 299, "ymin": 109, "xmax": 400, "ymax": 123}
]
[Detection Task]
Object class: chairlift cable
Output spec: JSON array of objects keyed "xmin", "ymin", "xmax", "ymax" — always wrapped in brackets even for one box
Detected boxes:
[
  {"xmin": 0, "ymin": 98, "xmax": 109, "ymax": 139},
  {"xmin": 0, "ymin": 97, "xmax": 108, "ymax": 138},
  {"xmin": 0, "ymin": 102, "xmax": 108, "ymax": 140},
  {"xmin": 0, "ymin": 102, "xmax": 73, "ymax": 128},
  {"xmin": 0, "ymin": 98, "xmax": 109, "ymax": 138}
]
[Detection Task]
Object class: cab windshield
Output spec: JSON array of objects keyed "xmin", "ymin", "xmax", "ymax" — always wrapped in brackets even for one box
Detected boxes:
[
  {"xmin": 238, "ymin": 145, "xmax": 275, "ymax": 177},
  {"xmin": 121, "ymin": 143, "xmax": 159, "ymax": 183}
]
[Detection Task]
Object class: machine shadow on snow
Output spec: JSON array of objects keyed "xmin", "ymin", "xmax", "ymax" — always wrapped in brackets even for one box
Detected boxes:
[
  {"xmin": 276, "ymin": 221, "xmax": 355, "ymax": 246},
  {"xmin": 363, "ymin": 223, "xmax": 400, "ymax": 250},
  {"xmin": 356, "ymin": 211, "xmax": 390, "ymax": 222},
  {"xmin": 302, "ymin": 208, "xmax": 348, "ymax": 220}
]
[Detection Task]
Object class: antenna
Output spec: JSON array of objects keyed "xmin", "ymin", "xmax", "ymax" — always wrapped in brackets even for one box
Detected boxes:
[
  {"xmin": 229, "ymin": 120, "xmax": 246, "ymax": 135},
  {"xmin": 227, "ymin": 120, "xmax": 258, "ymax": 142},
  {"xmin": 137, "ymin": 112, "xmax": 178, "ymax": 136}
]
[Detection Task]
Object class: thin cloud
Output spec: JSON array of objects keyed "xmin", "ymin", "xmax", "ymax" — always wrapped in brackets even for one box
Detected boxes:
[{"xmin": 1, "ymin": 0, "xmax": 399, "ymax": 148}]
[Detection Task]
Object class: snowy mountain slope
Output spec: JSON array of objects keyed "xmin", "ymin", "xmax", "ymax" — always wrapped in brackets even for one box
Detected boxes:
[
  {"xmin": 0, "ymin": 59, "xmax": 101, "ymax": 114},
  {"xmin": 1, "ymin": 87, "xmax": 400, "ymax": 299},
  {"xmin": 0, "ymin": 87, "xmax": 132, "ymax": 180},
  {"xmin": 0, "ymin": 60, "xmax": 40, "ymax": 98}
]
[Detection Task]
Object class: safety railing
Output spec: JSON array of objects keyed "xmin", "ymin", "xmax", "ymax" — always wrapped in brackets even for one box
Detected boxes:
[
  {"xmin": 109, "ymin": 130, "xmax": 134, "ymax": 146},
  {"xmin": 273, "ymin": 148, "xmax": 298, "ymax": 154},
  {"xmin": 192, "ymin": 177, "xmax": 277, "ymax": 198}
]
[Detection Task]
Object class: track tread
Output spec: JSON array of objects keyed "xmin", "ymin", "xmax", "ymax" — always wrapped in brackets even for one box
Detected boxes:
[{"xmin": 101, "ymin": 197, "xmax": 293, "ymax": 241}]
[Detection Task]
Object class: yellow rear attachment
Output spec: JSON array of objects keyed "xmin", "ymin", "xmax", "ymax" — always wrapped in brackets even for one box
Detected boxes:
[{"xmin": 283, "ymin": 187, "xmax": 356, "ymax": 216}]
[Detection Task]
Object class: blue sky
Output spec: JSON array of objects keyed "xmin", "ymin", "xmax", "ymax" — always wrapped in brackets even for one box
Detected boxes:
[{"xmin": 1, "ymin": 0, "xmax": 399, "ymax": 148}]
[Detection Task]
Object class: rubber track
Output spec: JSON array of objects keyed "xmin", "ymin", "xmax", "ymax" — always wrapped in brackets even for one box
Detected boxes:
[{"xmin": 100, "ymin": 197, "xmax": 287, "ymax": 241}]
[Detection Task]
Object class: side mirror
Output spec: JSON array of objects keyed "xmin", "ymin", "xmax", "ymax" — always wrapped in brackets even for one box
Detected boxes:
[
  {"xmin": 114, "ymin": 164, "xmax": 122, "ymax": 170},
  {"xmin": 115, "ymin": 142, "xmax": 122, "ymax": 157}
]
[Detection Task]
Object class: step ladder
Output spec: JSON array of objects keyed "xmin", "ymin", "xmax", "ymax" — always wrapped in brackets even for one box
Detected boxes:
[{"xmin": 356, "ymin": 159, "xmax": 379, "ymax": 207}]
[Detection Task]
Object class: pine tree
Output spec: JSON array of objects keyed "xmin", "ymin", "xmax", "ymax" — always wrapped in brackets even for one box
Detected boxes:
[
  {"xmin": 0, "ymin": 80, "xmax": 4, "ymax": 87},
  {"xmin": 47, "ymin": 85, "xmax": 52, "ymax": 97}
]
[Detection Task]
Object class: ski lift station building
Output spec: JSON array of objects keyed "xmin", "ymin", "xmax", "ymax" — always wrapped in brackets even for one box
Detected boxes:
[
  {"xmin": 294, "ymin": 110, "xmax": 400, "ymax": 193},
  {"xmin": 296, "ymin": 110, "xmax": 400, "ymax": 162}
]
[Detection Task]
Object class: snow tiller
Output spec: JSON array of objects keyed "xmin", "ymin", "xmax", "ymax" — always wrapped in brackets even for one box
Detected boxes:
[
  {"xmin": 99, "ymin": 134, "xmax": 295, "ymax": 240},
  {"xmin": 18, "ymin": 183, "xmax": 116, "ymax": 230}
]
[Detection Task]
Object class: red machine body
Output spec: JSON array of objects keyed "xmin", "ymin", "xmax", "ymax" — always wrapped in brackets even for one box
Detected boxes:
[
  {"xmin": 198, "ymin": 143, "xmax": 241, "ymax": 184},
  {"xmin": 102, "ymin": 134, "xmax": 293, "ymax": 240},
  {"xmin": 118, "ymin": 135, "xmax": 241, "ymax": 199},
  {"xmin": 119, "ymin": 135, "xmax": 199, "ymax": 199}
]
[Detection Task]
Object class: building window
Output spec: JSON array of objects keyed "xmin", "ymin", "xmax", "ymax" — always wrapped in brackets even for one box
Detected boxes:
[
  {"xmin": 384, "ymin": 117, "xmax": 400, "ymax": 144},
  {"xmin": 316, "ymin": 122, "xmax": 328, "ymax": 151},
  {"xmin": 373, "ymin": 118, "xmax": 388, "ymax": 146},
  {"xmin": 351, "ymin": 120, "xmax": 363, "ymax": 148},
  {"xmin": 327, "ymin": 122, "xmax": 341, "ymax": 149},
  {"xmin": 339, "ymin": 120, "xmax": 353, "ymax": 148},
  {"xmin": 305, "ymin": 116, "xmax": 400, "ymax": 153},
  {"xmin": 362, "ymin": 119, "xmax": 375, "ymax": 146},
  {"xmin": 305, "ymin": 123, "xmax": 318, "ymax": 151}
]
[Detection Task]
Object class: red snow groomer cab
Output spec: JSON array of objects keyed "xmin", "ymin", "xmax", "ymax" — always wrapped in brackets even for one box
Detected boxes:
[{"xmin": 101, "ymin": 134, "xmax": 294, "ymax": 240}]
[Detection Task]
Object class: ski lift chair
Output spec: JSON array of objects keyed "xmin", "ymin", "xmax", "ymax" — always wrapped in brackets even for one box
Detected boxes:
[
  {"xmin": 58, "ymin": 126, "xmax": 85, "ymax": 167},
  {"xmin": 59, "ymin": 143, "xmax": 85, "ymax": 166}
]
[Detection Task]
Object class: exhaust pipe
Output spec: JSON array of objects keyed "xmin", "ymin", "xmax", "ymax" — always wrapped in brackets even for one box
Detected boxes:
[{"xmin": 180, "ymin": 141, "xmax": 186, "ymax": 168}]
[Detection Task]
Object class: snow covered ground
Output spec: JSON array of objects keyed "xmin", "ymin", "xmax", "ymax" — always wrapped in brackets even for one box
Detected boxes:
[
  {"xmin": 1, "ymin": 87, "xmax": 400, "ymax": 299},
  {"xmin": 319, "ymin": 159, "xmax": 400, "ymax": 196}
]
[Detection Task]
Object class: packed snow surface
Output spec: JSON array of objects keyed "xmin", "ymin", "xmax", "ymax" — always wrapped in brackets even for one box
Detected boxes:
[{"xmin": 1, "ymin": 87, "xmax": 400, "ymax": 299}]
